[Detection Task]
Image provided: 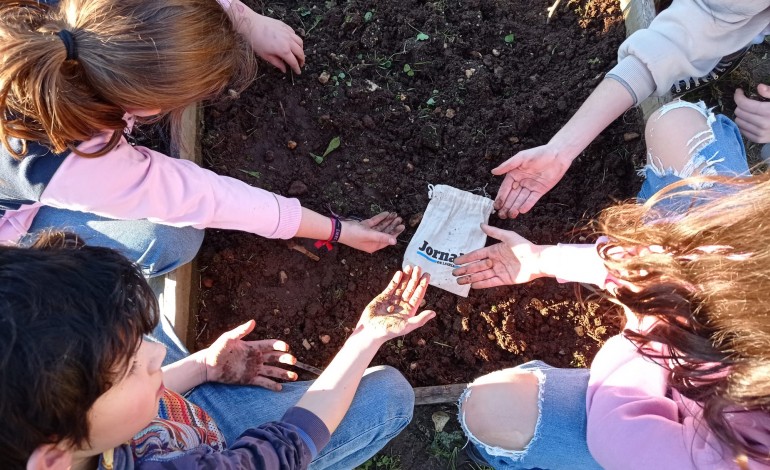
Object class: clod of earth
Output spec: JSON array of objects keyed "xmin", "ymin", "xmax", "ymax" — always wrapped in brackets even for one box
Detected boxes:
[
  {"xmin": 431, "ymin": 411, "xmax": 450, "ymax": 432},
  {"xmin": 287, "ymin": 140, "xmax": 298, "ymax": 150},
  {"xmin": 279, "ymin": 270, "xmax": 288, "ymax": 285},
  {"xmin": 319, "ymin": 334, "xmax": 331, "ymax": 344},
  {"xmin": 302, "ymin": 339, "xmax": 312, "ymax": 350},
  {"xmin": 445, "ymin": 108, "xmax": 456, "ymax": 119},
  {"xmin": 202, "ymin": 277, "xmax": 214, "ymax": 289},
  {"xmin": 624, "ymin": 132, "xmax": 641, "ymax": 141},
  {"xmin": 287, "ymin": 180, "xmax": 308, "ymax": 196},
  {"xmin": 318, "ymin": 71, "xmax": 330, "ymax": 84},
  {"xmin": 408, "ymin": 212, "xmax": 424, "ymax": 228}
]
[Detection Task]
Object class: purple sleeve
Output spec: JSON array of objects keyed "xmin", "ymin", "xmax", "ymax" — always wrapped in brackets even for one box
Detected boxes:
[
  {"xmin": 40, "ymin": 136, "xmax": 302, "ymax": 239},
  {"xmin": 137, "ymin": 408, "xmax": 330, "ymax": 470}
]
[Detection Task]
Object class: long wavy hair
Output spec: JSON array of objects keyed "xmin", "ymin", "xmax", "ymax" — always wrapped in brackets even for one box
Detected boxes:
[
  {"xmin": 596, "ymin": 173, "xmax": 770, "ymax": 465},
  {"xmin": 0, "ymin": 0, "xmax": 255, "ymax": 157}
]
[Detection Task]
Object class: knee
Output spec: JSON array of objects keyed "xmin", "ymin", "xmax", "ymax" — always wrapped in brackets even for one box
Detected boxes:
[
  {"xmin": 363, "ymin": 365, "xmax": 414, "ymax": 422},
  {"xmin": 645, "ymin": 104, "xmax": 710, "ymax": 147},
  {"xmin": 459, "ymin": 370, "xmax": 540, "ymax": 451}
]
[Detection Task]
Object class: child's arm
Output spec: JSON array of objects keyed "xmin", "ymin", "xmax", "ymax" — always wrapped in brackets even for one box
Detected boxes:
[
  {"xmin": 162, "ymin": 320, "xmax": 297, "ymax": 394},
  {"xmin": 452, "ymin": 223, "xmax": 609, "ymax": 289},
  {"xmin": 218, "ymin": 0, "xmax": 305, "ymax": 74},
  {"xmin": 40, "ymin": 137, "xmax": 403, "ymax": 253}
]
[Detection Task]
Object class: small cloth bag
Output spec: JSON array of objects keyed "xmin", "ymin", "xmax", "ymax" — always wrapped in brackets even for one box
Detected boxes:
[{"xmin": 403, "ymin": 184, "xmax": 494, "ymax": 297}]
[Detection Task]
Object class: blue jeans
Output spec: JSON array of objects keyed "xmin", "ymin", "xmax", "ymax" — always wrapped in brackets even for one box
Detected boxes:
[
  {"xmin": 26, "ymin": 207, "xmax": 203, "ymax": 277},
  {"xmin": 152, "ymin": 316, "xmax": 414, "ymax": 469}
]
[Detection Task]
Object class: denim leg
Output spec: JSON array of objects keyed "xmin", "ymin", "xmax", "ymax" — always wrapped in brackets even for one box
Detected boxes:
[
  {"xmin": 459, "ymin": 361, "xmax": 601, "ymax": 470},
  {"xmin": 25, "ymin": 206, "xmax": 204, "ymax": 277},
  {"xmin": 152, "ymin": 322, "xmax": 413, "ymax": 469}
]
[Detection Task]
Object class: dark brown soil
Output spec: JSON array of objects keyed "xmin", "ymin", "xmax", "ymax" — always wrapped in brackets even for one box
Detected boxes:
[{"xmin": 196, "ymin": 0, "xmax": 644, "ymax": 387}]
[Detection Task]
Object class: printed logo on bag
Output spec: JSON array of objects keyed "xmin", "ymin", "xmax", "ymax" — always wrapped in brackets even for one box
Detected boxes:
[{"xmin": 416, "ymin": 240, "xmax": 463, "ymax": 267}]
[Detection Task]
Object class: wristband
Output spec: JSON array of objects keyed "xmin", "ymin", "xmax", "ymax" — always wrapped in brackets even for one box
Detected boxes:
[{"xmin": 314, "ymin": 216, "xmax": 342, "ymax": 252}]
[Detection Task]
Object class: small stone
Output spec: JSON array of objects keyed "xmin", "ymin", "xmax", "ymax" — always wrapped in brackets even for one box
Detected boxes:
[
  {"xmin": 279, "ymin": 270, "xmax": 288, "ymax": 285},
  {"xmin": 465, "ymin": 68, "xmax": 476, "ymax": 79},
  {"xmin": 432, "ymin": 411, "xmax": 450, "ymax": 432},
  {"xmin": 362, "ymin": 115, "xmax": 376, "ymax": 129},
  {"xmin": 470, "ymin": 50, "xmax": 482, "ymax": 59},
  {"xmin": 623, "ymin": 132, "xmax": 641, "ymax": 142},
  {"xmin": 318, "ymin": 71, "xmax": 331, "ymax": 84},
  {"xmin": 202, "ymin": 277, "xmax": 214, "ymax": 288},
  {"xmin": 487, "ymin": 333, "xmax": 496, "ymax": 341},
  {"xmin": 362, "ymin": 158, "xmax": 370, "ymax": 163},
  {"xmin": 574, "ymin": 326, "xmax": 585, "ymax": 337},
  {"xmin": 406, "ymin": 162, "xmax": 415, "ymax": 172},
  {"xmin": 273, "ymin": 309, "xmax": 280, "ymax": 315},
  {"xmin": 341, "ymin": 259, "xmax": 347, "ymax": 265},
  {"xmin": 227, "ymin": 88, "xmax": 240, "ymax": 99},
  {"xmin": 559, "ymin": 349, "xmax": 567, "ymax": 355},
  {"xmin": 287, "ymin": 180, "xmax": 308, "ymax": 196},
  {"xmin": 302, "ymin": 339, "xmax": 312, "ymax": 350},
  {"xmin": 319, "ymin": 334, "xmax": 331, "ymax": 344},
  {"xmin": 287, "ymin": 140, "xmax": 298, "ymax": 150},
  {"xmin": 445, "ymin": 108, "xmax": 456, "ymax": 119},
  {"xmin": 408, "ymin": 212, "xmax": 424, "ymax": 228},
  {"xmin": 508, "ymin": 136, "xmax": 520, "ymax": 144},
  {"xmin": 284, "ymin": 327, "xmax": 291, "ymax": 335},
  {"xmin": 492, "ymin": 48, "xmax": 501, "ymax": 57},
  {"xmin": 264, "ymin": 150, "xmax": 275, "ymax": 162},
  {"xmin": 417, "ymin": 338, "xmax": 427, "ymax": 347},
  {"xmin": 409, "ymin": 362, "xmax": 418, "ymax": 371}
]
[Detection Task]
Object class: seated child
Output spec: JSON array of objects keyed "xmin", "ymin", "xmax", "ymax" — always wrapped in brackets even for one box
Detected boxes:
[
  {"xmin": 0, "ymin": 232, "xmax": 435, "ymax": 469},
  {"xmin": 452, "ymin": 101, "xmax": 770, "ymax": 469},
  {"xmin": 0, "ymin": 0, "xmax": 403, "ymax": 277}
]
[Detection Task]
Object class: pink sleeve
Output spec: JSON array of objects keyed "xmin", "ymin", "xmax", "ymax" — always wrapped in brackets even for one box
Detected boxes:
[
  {"xmin": 539, "ymin": 239, "xmax": 609, "ymax": 287},
  {"xmin": 585, "ymin": 336, "xmax": 757, "ymax": 470},
  {"xmin": 40, "ymin": 136, "xmax": 302, "ymax": 239}
]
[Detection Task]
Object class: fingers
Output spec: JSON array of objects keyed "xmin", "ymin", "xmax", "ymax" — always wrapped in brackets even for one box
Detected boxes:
[
  {"xmin": 758, "ymin": 83, "xmax": 770, "ymax": 100},
  {"xmin": 247, "ymin": 338, "xmax": 290, "ymax": 352},
  {"xmin": 261, "ymin": 351, "xmax": 297, "ymax": 366},
  {"xmin": 409, "ymin": 273, "xmax": 430, "ymax": 308},
  {"xmin": 264, "ymin": 55, "xmax": 287, "ymax": 73},
  {"xmin": 363, "ymin": 211, "xmax": 390, "ymax": 228},
  {"xmin": 289, "ymin": 40, "xmax": 305, "ymax": 71},
  {"xmin": 735, "ymin": 116, "xmax": 765, "ymax": 142},
  {"xmin": 452, "ymin": 258, "xmax": 493, "ymax": 277},
  {"xmin": 248, "ymin": 376, "xmax": 283, "ymax": 392},
  {"xmin": 516, "ymin": 187, "xmax": 542, "ymax": 214},
  {"xmin": 498, "ymin": 185, "xmax": 528, "ymax": 218},
  {"xmin": 734, "ymin": 88, "xmax": 764, "ymax": 114},
  {"xmin": 383, "ymin": 270, "xmax": 404, "ymax": 296},
  {"xmin": 494, "ymin": 173, "xmax": 515, "ymax": 211},
  {"xmin": 469, "ymin": 278, "xmax": 506, "ymax": 289},
  {"xmin": 491, "ymin": 153, "xmax": 525, "ymax": 175},
  {"xmin": 480, "ymin": 223, "xmax": 512, "ymax": 242},
  {"xmin": 403, "ymin": 310, "xmax": 436, "ymax": 332},
  {"xmin": 455, "ymin": 269, "xmax": 496, "ymax": 285},
  {"xmin": 400, "ymin": 265, "xmax": 420, "ymax": 300},
  {"xmin": 226, "ymin": 320, "xmax": 256, "ymax": 340},
  {"xmin": 257, "ymin": 364, "xmax": 298, "ymax": 381}
]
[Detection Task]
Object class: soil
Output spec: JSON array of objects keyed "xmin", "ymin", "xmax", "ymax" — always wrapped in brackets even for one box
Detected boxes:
[{"xmin": 196, "ymin": 0, "xmax": 643, "ymax": 387}]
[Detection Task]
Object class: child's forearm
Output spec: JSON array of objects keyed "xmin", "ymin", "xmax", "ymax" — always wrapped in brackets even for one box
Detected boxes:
[
  {"xmin": 294, "ymin": 329, "xmax": 383, "ymax": 435},
  {"xmin": 547, "ymin": 78, "xmax": 635, "ymax": 163},
  {"xmin": 537, "ymin": 243, "xmax": 609, "ymax": 288},
  {"xmin": 294, "ymin": 207, "xmax": 337, "ymax": 240},
  {"xmin": 161, "ymin": 350, "xmax": 208, "ymax": 394}
]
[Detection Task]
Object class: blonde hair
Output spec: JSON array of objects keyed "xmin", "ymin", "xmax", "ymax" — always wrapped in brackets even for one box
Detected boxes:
[
  {"xmin": 597, "ymin": 174, "xmax": 770, "ymax": 464},
  {"xmin": 0, "ymin": 0, "xmax": 255, "ymax": 157}
]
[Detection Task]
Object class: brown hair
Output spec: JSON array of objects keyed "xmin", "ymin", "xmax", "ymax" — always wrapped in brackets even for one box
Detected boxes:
[
  {"xmin": 0, "ymin": 0, "xmax": 255, "ymax": 158},
  {"xmin": 596, "ymin": 174, "xmax": 770, "ymax": 464}
]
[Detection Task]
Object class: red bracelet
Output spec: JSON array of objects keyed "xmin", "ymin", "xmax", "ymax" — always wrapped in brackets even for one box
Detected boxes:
[{"xmin": 314, "ymin": 216, "xmax": 342, "ymax": 252}]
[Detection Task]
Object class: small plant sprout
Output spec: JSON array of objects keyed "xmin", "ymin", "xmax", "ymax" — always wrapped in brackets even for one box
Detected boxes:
[
  {"xmin": 310, "ymin": 136, "xmax": 341, "ymax": 164},
  {"xmin": 403, "ymin": 64, "xmax": 415, "ymax": 77},
  {"xmin": 426, "ymin": 89, "xmax": 440, "ymax": 106},
  {"xmin": 416, "ymin": 32, "xmax": 430, "ymax": 41},
  {"xmin": 238, "ymin": 169, "xmax": 261, "ymax": 178},
  {"xmin": 504, "ymin": 33, "xmax": 515, "ymax": 43},
  {"xmin": 364, "ymin": 11, "xmax": 374, "ymax": 22}
]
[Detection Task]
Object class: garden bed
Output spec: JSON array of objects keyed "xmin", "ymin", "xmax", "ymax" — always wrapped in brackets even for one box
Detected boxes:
[{"xmin": 196, "ymin": 0, "xmax": 644, "ymax": 387}]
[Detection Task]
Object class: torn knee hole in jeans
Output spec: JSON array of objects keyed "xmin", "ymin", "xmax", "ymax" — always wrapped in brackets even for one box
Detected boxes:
[
  {"xmin": 457, "ymin": 369, "xmax": 545, "ymax": 459},
  {"xmin": 642, "ymin": 100, "xmax": 723, "ymax": 189}
]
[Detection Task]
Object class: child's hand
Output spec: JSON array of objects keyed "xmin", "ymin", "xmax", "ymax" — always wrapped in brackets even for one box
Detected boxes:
[
  {"xmin": 735, "ymin": 85, "xmax": 770, "ymax": 143},
  {"xmin": 339, "ymin": 212, "xmax": 405, "ymax": 254},
  {"xmin": 242, "ymin": 9, "xmax": 305, "ymax": 74},
  {"xmin": 452, "ymin": 224, "xmax": 544, "ymax": 288},
  {"xmin": 355, "ymin": 265, "xmax": 435, "ymax": 342},
  {"xmin": 204, "ymin": 320, "xmax": 298, "ymax": 391}
]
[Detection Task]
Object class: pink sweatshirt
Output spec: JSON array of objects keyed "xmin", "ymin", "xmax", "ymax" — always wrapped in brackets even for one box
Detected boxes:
[
  {"xmin": 0, "ymin": 127, "xmax": 302, "ymax": 244},
  {"xmin": 549, "ymin": 243, "xmax": 770, "ymax": 469}
]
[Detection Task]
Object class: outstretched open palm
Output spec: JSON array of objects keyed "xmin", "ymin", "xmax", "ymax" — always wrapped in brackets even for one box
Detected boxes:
[
  {"xmin": 357, "ymin": 265, "xmax": 435, "ymax": 340},
  {"xmin": 452, "ymin": 224, "xmax": 543, "ymax": 289},
  {"xmin": 493, "ymin": 145, "xmax": 571, "ymax": 218}
]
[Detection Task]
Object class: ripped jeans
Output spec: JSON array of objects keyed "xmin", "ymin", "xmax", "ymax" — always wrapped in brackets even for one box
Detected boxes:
[
  {"xmin": 638, "ymin": 100, "xmax": 750, "ymax": 206},
  {"xmin": 458, "ymin": 100, "xmax": 750, "ymax": 470}
]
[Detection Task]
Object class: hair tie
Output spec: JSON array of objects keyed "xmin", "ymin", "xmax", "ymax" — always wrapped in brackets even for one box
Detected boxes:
[{"xmin": 57, "ymin": 30, "xmax": 78, "ymax": 61}]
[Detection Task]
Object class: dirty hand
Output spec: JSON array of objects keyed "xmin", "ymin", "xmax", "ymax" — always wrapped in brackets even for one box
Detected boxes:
[
  {"xmin": 204, "ymin": 320, "xmax": 298, "ymax": 391},
  {"xmin": 453, "ymin": 224, "xmax": 544, "ymax": 288},
  {"xmin": 492, "ymin": 144, "xmax": 571, "ymax": 218},
  {"xmin": 355, "ymin": 265, "xmax": 436, "ymax": 342},
  {"xmin": 735, "ymin": 85, "xmax": 770, "ymax": 143},
  {"xmin": 339, "ymin": 211, "xmax": 405, "ymax": 254},
  {"xmin": 241, "ymin": 7, "xmax": 305, "ymax": 74}
]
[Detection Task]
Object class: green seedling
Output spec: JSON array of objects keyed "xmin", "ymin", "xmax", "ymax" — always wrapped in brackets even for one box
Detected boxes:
[
  {"xmin": 296, "ymin": 6, "xmax": 312, "ymax": 17},
  {"xmin": 364, "ymin": 11, "xmax": 374, "ymax": 22},
  {"xmin": 403, "ymin": 64, "xmax": 414, "ymax": 76},
  {"xmin": 416, "ymin": 32, "xmax": 430, "ymax": 41},
  {"xmin": 379, "ymin": 59, "xmax": 393, "ymax": 69},
  {"xmin": 426, "ymin": 89, "xmax": 439, "ymax": 106},
  {"xmin": 238, "ymin": 169, "xmax": 261, "ymax": 178},
  {"xmin": 504, "ymin": 33, "xmax": 515, "ymax": 43},
  {"xmin": 310, "ymin": 136, "xmax": 341, "ymax": 164}
]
